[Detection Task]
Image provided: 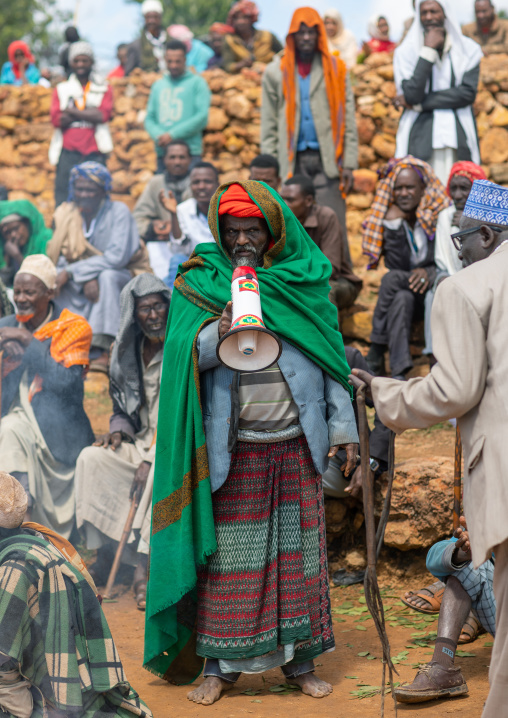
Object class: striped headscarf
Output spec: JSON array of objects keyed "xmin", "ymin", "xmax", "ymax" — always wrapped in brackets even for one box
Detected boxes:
[
  {"xmin": 446, "ymin": 161, "xmax": 487, "ymax": 198},
  {"xmin": 227, "ymin": 1, "xmax": 259, "ymax": 24},
  {"xmin": 68, "ymin": 161, "xmax": 112, "ymax": 202},
  {"xmin": 362, "ymin": 156, "xmax": 451, "ymax": 268},
  {"xmin": 280, "ymin": 7, "xmax": 347, "ymax": 175}
]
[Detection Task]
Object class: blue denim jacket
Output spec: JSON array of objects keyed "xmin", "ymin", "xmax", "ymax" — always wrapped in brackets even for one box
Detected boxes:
[{"xmin": 197, "ymin": 321, "xmax": 359, "ymax": 493}]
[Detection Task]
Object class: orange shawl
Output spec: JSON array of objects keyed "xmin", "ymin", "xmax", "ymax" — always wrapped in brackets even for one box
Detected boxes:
[
  {"xmin": 280, "ymin": 7, "xmax": 347, "ymax": 173},
  {"xmin": 1, "ymin": 309, "xmax": 92, "ymax": 404}
]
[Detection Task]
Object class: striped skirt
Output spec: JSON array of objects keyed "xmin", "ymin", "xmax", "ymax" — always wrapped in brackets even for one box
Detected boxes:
[{"xmin": 196, "ymin": 435, "xmax": 334, "ymax": 663}]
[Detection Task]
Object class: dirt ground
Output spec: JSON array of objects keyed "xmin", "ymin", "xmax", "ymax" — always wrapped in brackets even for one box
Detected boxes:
[{"xmin": 84, "ymin": 374, "xmax": 491, "ymax": 718}]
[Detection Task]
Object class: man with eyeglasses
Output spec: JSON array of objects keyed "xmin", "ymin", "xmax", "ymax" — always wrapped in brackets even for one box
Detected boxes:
[
  {"xmin": 75, "ymin": 274, "xmax": 170, "ymax": 611},
  {"xmin": 350, "ymin": 178, "xmax": 508, "ymax": 718}
]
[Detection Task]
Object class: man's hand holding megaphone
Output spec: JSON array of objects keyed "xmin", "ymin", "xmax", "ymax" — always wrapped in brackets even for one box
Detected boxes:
[{"xmin": 218, "ymin": 301, "xmax": 359, "ymax": 477}]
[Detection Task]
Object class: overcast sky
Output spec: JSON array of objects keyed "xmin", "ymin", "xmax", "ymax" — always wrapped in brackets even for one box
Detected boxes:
[{"xmin": 55, "ymin": 0, "xmax": 507, "ymax": 70}]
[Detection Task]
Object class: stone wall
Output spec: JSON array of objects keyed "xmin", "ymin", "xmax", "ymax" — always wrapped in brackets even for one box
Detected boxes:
[{"xmin": 4, "ymin": 53, "xmax": 508, "ymax": 228}]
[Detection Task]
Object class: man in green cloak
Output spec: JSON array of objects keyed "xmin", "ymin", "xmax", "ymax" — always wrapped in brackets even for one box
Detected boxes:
[{"xmin": 144, "ymin": 180, "xmax": 359, "ymax": 704}]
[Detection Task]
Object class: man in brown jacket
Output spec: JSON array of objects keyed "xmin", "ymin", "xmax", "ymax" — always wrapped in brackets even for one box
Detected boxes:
[
  {"xmin": 350, "ymin": 178, "xmax": 508, "ymax": 718},
  {"xmin": 280, "ymin": 175, "xmax": 362, "ymax": 309},
  {"xmin": 462, "ymin": 0, "xmax": 508, "ymax": 54}
]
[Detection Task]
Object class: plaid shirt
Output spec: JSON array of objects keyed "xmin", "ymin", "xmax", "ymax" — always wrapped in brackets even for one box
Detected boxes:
[{"xmin": 0, "ymin": 532, "xmax": 152, "ymax": 717}]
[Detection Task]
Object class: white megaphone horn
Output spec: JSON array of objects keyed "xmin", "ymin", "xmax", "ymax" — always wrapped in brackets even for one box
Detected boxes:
[{"xmin": 217, "ymin": 266, "xmax": 282, "ymax": 372}]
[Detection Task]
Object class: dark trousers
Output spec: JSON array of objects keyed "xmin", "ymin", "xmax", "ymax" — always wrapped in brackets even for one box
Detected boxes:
[
  {"xmin": 370, "ymin": 269, "xmax": 426, "ymax": 376},
  {"xmin": 54, "ymin": 148, "xmax": 106, "ymax": 207},
  {"xmin": 295, "ymin": 149, "xmax": 351, "ymax": 263},
  {"xmin": 329, "ymin": 278, "xmax": 360, "ymax": 310}
]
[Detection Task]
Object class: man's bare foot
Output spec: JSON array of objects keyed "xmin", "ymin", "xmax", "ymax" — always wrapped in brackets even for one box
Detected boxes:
[
  {"xmin": 187, "ymin": 676, "xmax": 232, "ymax": 705},
  {"xmin": 287, "ymin": 672, "xmax": 333, "ymax": 698}
]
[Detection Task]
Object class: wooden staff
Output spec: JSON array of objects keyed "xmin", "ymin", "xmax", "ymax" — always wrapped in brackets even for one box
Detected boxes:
[
  {"xmin": 453, "ymin": 426, "xmax": 463, "ymax": 531},
  {"xmin": 103, "ymin": 482, "xmax": 143, "ymax": 600},
  {"xmin": 357, "ymin": 385, "xmax": 398, "ymax": 717}
]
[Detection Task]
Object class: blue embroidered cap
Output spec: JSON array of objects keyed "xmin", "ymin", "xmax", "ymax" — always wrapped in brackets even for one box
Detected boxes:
[{"xmin": 463, "ymin": 179, "xmax": 508, "ymax": 224}]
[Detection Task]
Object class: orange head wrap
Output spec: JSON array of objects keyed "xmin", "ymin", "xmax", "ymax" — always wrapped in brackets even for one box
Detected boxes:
[
  {"xmin": 218, "ymin": 184, "xmax": 264, "ymax": 218},
  {"xmin": 8, "ymin": 41, "xmax": 35, "ymax": 80},
  {"xmin": 280, "ymin": 7, "xmax": 347, "ymax": 174}
]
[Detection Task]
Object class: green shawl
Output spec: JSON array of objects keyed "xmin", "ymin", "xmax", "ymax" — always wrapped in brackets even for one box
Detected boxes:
[
  {"xmin": 144, "ymin": 180, "xmax": 352, "ymax": 684},
  {"xmin": 0, "ymin": 199, "xmax": 52, "ymax": 269}
]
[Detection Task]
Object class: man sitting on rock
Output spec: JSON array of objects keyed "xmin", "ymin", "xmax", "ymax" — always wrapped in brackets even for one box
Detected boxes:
[
  {"xmin": 281, "ymin": 175, "xmax": 362, "ymax": 310},
  {"xmin": 0, "ymin": 255, "xmax": 94, "ymax": 537},
  {"xmin": 395, "ymin": 516, "xmax": 494, "ymax": 704},
  {"xmin": 158, "ymin": 162, "xmax": 219, "ymax": 288},
  {"xmin": 48, "ymin": 161, "xmax": 151, "ymax": 372},
  {"xmin": 75, "ymin": 274, "xmax": 170, "ymax": 610},
  {"xmin": 362, "ymin": 156, "xmax": 450, "ymax": 379},
  {"xmin": 133, "ymin": 140, "xmax": 193, "ymax": 279},
  {"xmin": 249, "ymin": 154, "xmax": 281, "ymax": 191},
  {"xmin": 462, "ymin": 0, "xmax": 508, "ymax": 54}
]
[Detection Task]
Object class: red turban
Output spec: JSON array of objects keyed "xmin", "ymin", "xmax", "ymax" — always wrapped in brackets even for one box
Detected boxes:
[
  {"xmin": 209, "ymin": 22, "xmax": 234, "ymax": 35},
  {"xmin": 446, "ymin": 161, "xmax": 487, "ymax": 198},
  {"xmin": 218, "ymin": 184, "xmax": 264, "ymax": 218},
  {"xmin": 227, "ymin": 1, "xmax": 259, "ymax": 25}
]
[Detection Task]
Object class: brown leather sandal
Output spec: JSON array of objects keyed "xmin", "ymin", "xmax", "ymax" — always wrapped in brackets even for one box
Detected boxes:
[
  {"xmin": 400, "ymin": 580, "xmax": 445, "ymax": 614},
  {"xmin": 459, "ymin": 611, "xmax": 486, "ymax": 644}
]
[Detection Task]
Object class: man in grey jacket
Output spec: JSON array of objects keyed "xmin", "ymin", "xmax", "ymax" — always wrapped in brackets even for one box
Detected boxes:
[
  {"xmin": 178, "ymin": 180, "xmax": 359, "ymax": 705},
  {"xmin": 261, "ymin": 7, "xmax": 358, "ymax": 259}
]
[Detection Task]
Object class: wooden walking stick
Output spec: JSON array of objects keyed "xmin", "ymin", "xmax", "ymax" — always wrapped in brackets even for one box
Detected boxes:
[
  {"xmin": 357, "ymin": 384, "xmax": 398, "ymax": 717},
  {"xmin": 103, "ymin": 481, "xmax": 143, "ymax": 600},
  {"xmin": 453, "ymin": 427, "xmax": 463, "ymax": 531}
]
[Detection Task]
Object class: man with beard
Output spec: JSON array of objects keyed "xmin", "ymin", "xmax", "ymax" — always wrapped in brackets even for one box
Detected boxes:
[
  {"xmin": 158, "ymin": 162, "xmax": 219, "ymax": 288},
  {"xmin": 49, "ymin": 41, "xmax": 113, "ymax": 207},
  {"xmin": 0, "ymin": 255, "xmax": 94, "ymax": 537},
  {"xmin": 350, "ymin": 178, "xmax": 508, "ymax": 717},
  {"xmin": 462, "ymin": 0, "xmax": 508, "ymax": 55},
  {"xmin": 144, "ymin": 180, "xmax": 359, "ymax": 703},
  {"xmin": 48, "ymin": 162, "xmax": 151, "ymax": 372},
  {"xmin": 393, "ymin": 0, "xmax": 482, "ymax": 184},
  {"xmin": 75, "ymin": 274, "xmax": 170, "ymax": 610}
]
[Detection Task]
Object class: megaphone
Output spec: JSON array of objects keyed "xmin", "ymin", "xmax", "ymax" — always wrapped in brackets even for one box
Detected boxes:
[{"xmin": 217, "ymin": 266, "xmax": 282, "ymax": 372}]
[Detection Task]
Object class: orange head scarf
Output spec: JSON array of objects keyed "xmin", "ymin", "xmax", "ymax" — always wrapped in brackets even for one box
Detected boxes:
[{"xmin": 280, "ymin": 7, "xmax": 347, "ymax": 174}]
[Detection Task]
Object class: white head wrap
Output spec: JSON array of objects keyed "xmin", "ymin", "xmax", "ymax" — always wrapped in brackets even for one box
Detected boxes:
[
  {"xmin": 394, "ymin": 0, "xmax": 483, "ymax": 164},
  {"xmin": 69, "ymin": 41, "xmax": 94, "ymax": 64},
  {"xmin": 0, "ymin": 213, "xmax": 23, "ymax": 227},
  {"xmin": 16, "ymin": 254, "xmax": 57, "ymax": 290},
  {"xmin": 142, "ymin": 0, "xmax": 163, "ymax": 15},
  {"xmin": 0, "ymin": 472, "xmax": 27, "ymax": 529}
]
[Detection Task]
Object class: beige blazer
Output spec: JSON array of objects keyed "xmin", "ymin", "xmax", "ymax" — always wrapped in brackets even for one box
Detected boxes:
[
  {"xmin": 260, "ymin": 53, "xmax": 358, "ymax": 180},
  {"xmin": 371, "ymin": 241, "xmax": 508, "ymax": 568}
]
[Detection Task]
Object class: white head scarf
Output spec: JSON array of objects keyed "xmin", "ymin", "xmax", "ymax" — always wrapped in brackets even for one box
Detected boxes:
[
  {"xmin": 322, "ymin": 7, "xmax": 358, "ymax": 68},
  {"xmin": 141, "ymin": 0, "xmax": 163, "ymax": 15},
  {"xmin": 394, "ymin": 0, "xmax": 483, "ymax": 163},
  {"xmin": 367, "ymin": 14, "xmax": 386, "ymax": 41}
]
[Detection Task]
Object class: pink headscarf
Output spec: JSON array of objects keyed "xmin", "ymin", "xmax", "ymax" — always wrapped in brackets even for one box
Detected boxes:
[{"xmin": 167, "ymin": 24, "xmax": 194, "ymax": 52}]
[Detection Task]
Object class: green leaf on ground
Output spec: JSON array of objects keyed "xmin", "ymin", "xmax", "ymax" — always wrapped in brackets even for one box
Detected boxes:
[
  {"xmin": 358, "ymin": 651, "xmax": 370, "ymax": 657},
  {"xmin": 367, "ymin": 656, "xmax": 377, "ymax": 660},
  {"xmin": 356, "ymin": 625, "xmax": 367, "ymax": 631},
  {"xmin": 345, "ymin": 676, "xmax": 359, "ymax": 679},
  {"xmin": 350, "ymin": 685, "xmax": 382, "ymax": 699},
  {"xmin": 456, "ymin": 651, "xmax": 476, "ymax": 657},
  {"xmin": 484, "ymin": 642, "xmax": 493, "ymax": 647},
  {"xmin": 251, "ymin": 699, "xmax": 262, "ymax": 703},
  {"xmin": 269, "ymin": 683, "xmax": 300, "ymax": 695},
  {"xmin": 241, "ymin": 689, "xmax": 261, "ymax": 696}
]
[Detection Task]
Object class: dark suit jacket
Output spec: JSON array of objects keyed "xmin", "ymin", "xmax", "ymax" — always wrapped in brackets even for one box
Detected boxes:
[
  {"xmin": 0, "ymin": 307, "xmax": 95, "ymax": 465},
  {"xmin": 383, "ymin": 223, "xmax": 437, "ymax": 286}
]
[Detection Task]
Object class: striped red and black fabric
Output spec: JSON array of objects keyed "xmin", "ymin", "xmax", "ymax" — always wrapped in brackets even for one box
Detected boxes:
[{"xmin": 196, "ymin": 435, "xmax": 334, "ymax": 663}]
